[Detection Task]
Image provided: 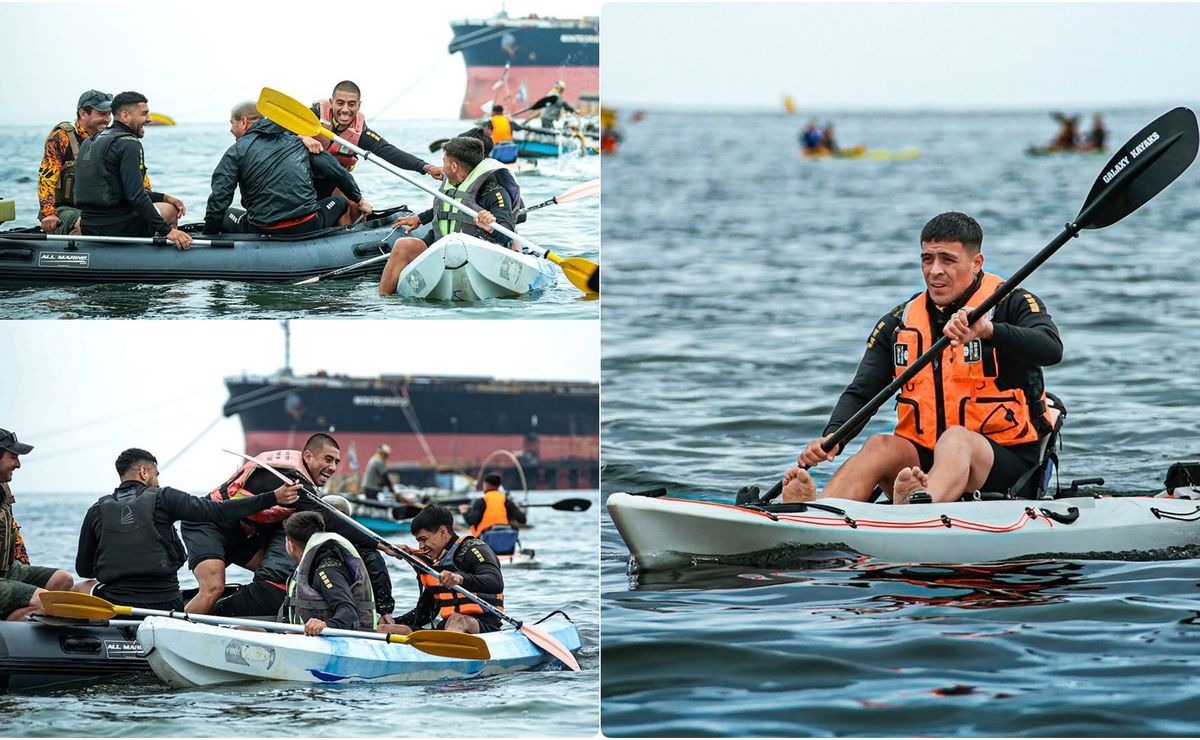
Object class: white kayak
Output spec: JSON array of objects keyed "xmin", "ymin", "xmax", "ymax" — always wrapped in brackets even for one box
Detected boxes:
[
  {"xmin": 606, "ymin": 491, "xmax": 1200, "ymax": 571},
  {"xmin": 396, "ymin": 233, "xmax": 557, "ymax": 300},
  {"xmin": 137, "ymin": 615, "xmax": 582, "ymax": 688}
]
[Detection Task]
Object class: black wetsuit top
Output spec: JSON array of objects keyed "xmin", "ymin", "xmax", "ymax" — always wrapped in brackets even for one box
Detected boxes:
[
  {"xmin": 397, "ymin": 538, "xmax": 504, "ymax": 630},
  {"xmin": 74, "ymin": 121, "xmax": 170, "ymax": 236},
  {"xmin": 824, "ymin": 273, "xmax": 1063, "ymax": 448}
]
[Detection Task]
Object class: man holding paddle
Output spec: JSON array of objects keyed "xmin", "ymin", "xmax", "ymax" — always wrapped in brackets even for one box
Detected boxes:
[{"xmin": 784, "ymin": 212, "xmax": 1063, "ymax": 505}]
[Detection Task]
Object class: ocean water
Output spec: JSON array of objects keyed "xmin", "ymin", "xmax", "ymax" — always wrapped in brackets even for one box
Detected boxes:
[
  {"xmin": 4, "ymin": 489, "xmax": 599, "ymax": 737},
  {"xmin": 600, "ymin": 108, "xmax": 1200, "ymax": 736},
  {"xmin": 0, "ymin": 120, "xmax": 599, "ymax": 319}
]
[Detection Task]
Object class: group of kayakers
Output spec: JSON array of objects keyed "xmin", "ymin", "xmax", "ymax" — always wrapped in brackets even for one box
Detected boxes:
[
  {"xmin": 36, "ymin": 82, "xmax": 532, "ymax": 295},
  {"xmin": 781, "ymin": 211, "xmax": 1063, "ymax": 506},
  {"xmin": 0, "ymin": 429, "xmax": 516, "ymax": 638},
  {"xmin": 798, "ymin": 120, "xmax": 840, "ymax": 155},
  {"xmin": 1046, "ymin": 111, "xmax": 1108, "ymax": 152}
]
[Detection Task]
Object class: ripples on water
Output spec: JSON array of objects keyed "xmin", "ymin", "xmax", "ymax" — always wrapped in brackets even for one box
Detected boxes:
[
  {"xmin": 0, "ymin": 121, "xmax": 599, "ymax": 319},
  {"xmin": 6, "ymin": 491, "xmax": 598, "ymax": 737},
  {"xmin": 601, "ymin": 109, "xmax": 1200, "ymax": 736}
]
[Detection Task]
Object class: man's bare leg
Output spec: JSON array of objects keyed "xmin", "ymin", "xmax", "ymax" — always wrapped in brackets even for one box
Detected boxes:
[
  {"xmin": 7, "ymin": 588, "xmax": 48, "ymax": 621},
  {"xmin": 917, "ymin": 425, "xmax": 994, "ymax": 504},
  {"xmin": 43, "ymin": 570, "xmax": 74, "ymax": 591},
  {"xmin": 443, "ymin": 613, "xmax": 482, "ymax": 634},
  {"xmin": 379, "ymin": 237, "xmax": 429, "ymax": 296},
  {"xmin": 154, "ymin": 202, "xmax": 180, "ymax": 227},
  {"xmin": 789, "ymin": 434, "xmax": 921, "ymax": 503},
  {"xmin": 184, "ymin": 559, "xmax": 228, "ymax": 614}
]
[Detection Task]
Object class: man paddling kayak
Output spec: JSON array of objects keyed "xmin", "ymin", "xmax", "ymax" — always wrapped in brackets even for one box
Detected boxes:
[{"xmin": 785, "ymin": 212, "xmax": 1063, "ymax": 505}]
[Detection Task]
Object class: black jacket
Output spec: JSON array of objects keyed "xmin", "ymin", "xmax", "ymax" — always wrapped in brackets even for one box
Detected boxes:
[
  {"xmin": 74, "ymin": 121, "xmax": 170, "ymax": 235},
  {"xmin": 397, "ymin": 538, "xmax": 504, "ymax": 628},
  {"xmin": 204, "ymin": 119, "xmax": 363, "ymax": 233}
]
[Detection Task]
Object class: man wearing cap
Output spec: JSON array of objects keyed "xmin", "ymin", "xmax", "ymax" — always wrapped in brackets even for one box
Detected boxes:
[
  {"xmin": 520, "ymin": 81, "xmax": 576, "ymax": 129},
  {"xmin": 361, "ymin": 445, "xmax": 396, "ymax": 500},
  {"xmin": 36, "ymin": 90, "xmax": 114, "ymax": 235},
  {"xmin": 74, "ymin": 91, "xmax": 192, "ymax": 250},
  {"xmin": 0, "ymin": 429, "xmax": 79, "ymax": 621}
]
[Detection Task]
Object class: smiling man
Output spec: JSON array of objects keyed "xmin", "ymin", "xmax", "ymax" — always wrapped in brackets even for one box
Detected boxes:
[{"xmin": 783, "ymin": 212, "xmax": 1063, "ymax": 505}]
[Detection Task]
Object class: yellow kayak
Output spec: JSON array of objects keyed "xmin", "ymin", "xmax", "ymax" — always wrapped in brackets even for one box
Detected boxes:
[{"xmin": 801, "ymin": 144, "xmax": 920, "ymax": 161}]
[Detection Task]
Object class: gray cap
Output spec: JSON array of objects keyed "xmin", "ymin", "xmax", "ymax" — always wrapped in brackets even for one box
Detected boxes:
[
  {"xmin": 0, "ymin": 428, "xmax": 33, "ymax": 456},
  {"xmin": 77, "ymin": 90, "xmax": 113, "ymax": 112}
]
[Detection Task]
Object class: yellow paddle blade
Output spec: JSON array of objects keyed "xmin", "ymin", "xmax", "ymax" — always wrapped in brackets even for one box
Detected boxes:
[
  {"xmin": 147, "ymin": 112, "xmax": 176, "ymax": 126},
  {"xmin": 39, "ymin": 590, "xmax": 132, "ymax": 621},
  {"xmin": 543, "ymin": 251, "xmax": 599, "ymax": 295},
  {"xmin": 257, "ymin": 87, "xmax": 330, "ymax": 140},
  {"xmin": 389, "ymin": 630, "xmax": 491, "ymax": 660}
]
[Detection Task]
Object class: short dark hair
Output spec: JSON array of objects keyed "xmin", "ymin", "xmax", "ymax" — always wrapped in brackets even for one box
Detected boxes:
[
  {"xmin": 483, "ymin": 473, "xmax": 503, "ymax": 488},
  {"xmin": 284, "ymin": 510, "xmax": 325, "ymax": 546},
  {"xmin": 457, "ymin": 127, "xmax": 493, "ymax": 156},
  {"xmin": 443, "ymin": 136, "xmax": 486, "ymax": 170},
  {"xmin": 410, "ymin": 504, "xmax": 455, "ymax": 535},
  {"xmin": 304, "ymin": 433, "xmax": 340, "ymax": 453},
  {"xmin": 111, "ymin": 91, "xmax": 148, "ymax": 117},
  {"xmin": 115, "ymin": 448, "xmax": 157, "ymax": 477},
  {"xmin": 491, "ymin": 104, "xmax": 504, "ymax": 114},
  {"xmin": 920, "ymin": 212, "xmax": 983, "ymax": 254},
  {"xmin": 332, "ymin": 80, "xmax": 361, "ymax": 99}
]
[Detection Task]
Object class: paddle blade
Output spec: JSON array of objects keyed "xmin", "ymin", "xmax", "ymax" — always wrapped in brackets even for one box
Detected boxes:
[
  {"xmin": 39, "ymin": 590, "xmax": 124, "ymax": 621},
  {"xmin": 555, "ymin": 179, "xmax": 600, "ymax": 204},
  {"xmin": 390, "ymin": 629, "xmax": 491, "ymax": 660},
  {"xmin": 551, "ymin": 498, "xmax": 593, "ymax": 512},
  {"xmin": 257, "ymin": 87, "xmax": 327, "ymax": 139},
  {"xmin": 428, "ymin": 137, "xmax": 450, "ymax": 153},
  {"xmin": 520, "ymin": 623, "xmax": 581, "ymax": 671},
  {"xmin": 294, "ymin": 276, "xmax": 320, "ymax": 286},
  {"xmin": 1077, "ymin": 107, "xmax": 1198, "ymax": 229}
]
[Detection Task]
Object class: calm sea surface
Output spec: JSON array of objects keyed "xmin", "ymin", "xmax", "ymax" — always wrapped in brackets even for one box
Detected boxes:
[
  {"xmin": 0, "ymin": 120, "xmax": 599, "ymax": 319},
  {"xmin": 5, "ymin": 489, "xmax": 599, "ymax": 737},
  {"xmin": 601, "ymin": 108, "xmax": 1200, "ymax": 736}
]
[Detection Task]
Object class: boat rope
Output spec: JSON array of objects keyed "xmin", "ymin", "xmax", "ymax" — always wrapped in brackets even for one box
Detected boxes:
[
  {"xmin": 222, "ymin": 386, "xmax": 299, "ymax": 415},
  {"xmin": 371, "ymin": 55, "xmax": 452, "ymax": 121},
  {"xmin": 1150, "ymin": 505, "xmax": 1200, "ymax": 522},
  {"xmin": 397, "ymin": 387, "xmax": 438, "ymax": 466},
  {"xmin": 534, "ymin": 609, "xmax": 573, "ymax": 625},
  {"xmin": 24, "ymin": 386, "xmax": 219, "ymax": 441},
  {"xmin": 160, "ymin": 413, "xmax": 227, "ymax": 471}
]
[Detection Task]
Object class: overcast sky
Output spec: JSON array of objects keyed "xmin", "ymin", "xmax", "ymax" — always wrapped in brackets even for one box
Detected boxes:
[
  {"xmin": 2, "ymin": 320, "xmax": 599, "ymax": 493},
  {"xmin": 603, "ymin": 3, "xmax": 1200, "ymax": 110},
  {"xmin": 0, "ymin": 0, "xmax": 598, "ymax": 124}
]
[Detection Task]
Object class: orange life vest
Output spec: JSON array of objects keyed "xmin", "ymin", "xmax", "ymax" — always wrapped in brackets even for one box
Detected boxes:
[
  {"xmin": 209, "ymin": 450, "xmax": 312, "ymax": 525},
  {"xmin": 416, "ymin": 537, "xmax": 504, "ymax": 621},
  {"xmin": 893, "ymin": 272, "xmax": 1053, "ymax": 449},
  {"xmin": 318, "ymin": 100, "xmax": 365, "ymax": 170},
  {"xmin": 469, "ymin": 489, "xmax": 510, "ymax": 537},
  {"xmin": 490, "ymin": 114, "xmax": 513, "ymax": 143}
]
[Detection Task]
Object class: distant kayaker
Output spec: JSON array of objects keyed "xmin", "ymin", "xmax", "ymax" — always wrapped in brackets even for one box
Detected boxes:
[
  {"xmin": 383, "ymin": 505, "xmax": 505, "ymax": 635},
  {"xmin": 73, "ymin": 91, "xmax": 192, "ymax": 250},
  {"xmin": 203, "ymin": 100, "xmax": 372, "ymax": 235},
  {"xmin": 799, "ymin": 120, "xmax": 822, "ymax": 153},
  {"xmin": 490, "ymin": 105, "xmax": 515, "ymax": 144},
  {"xmin": 520, "ymin": 81, "xmax": 576, "ymax": 129},
  {"xmin": 75, "ymin": 448, "xmax": 301, "ymax": 610},
  {"xmin": 378, "ymin": 137, "xmax": 520, "ymax": 296},
  {"xmin": 1086, "ymin": 114, "xmax": 1108, "ymax": 151},
  {"xmin": 784, "ymin": 212, "xmax": 1063, "ymax": 505},
  {"xmin": 280, "ymin": 511, "xmax": 377, "ymax": 635},
  {"xmin": 299, "ymin": 80, "xmax": 443, "ymax": 219},
  {"xmin": 361, "ymin": 445, "xmax": 397, "ymax": 500},
  {"xmin": 820, "ymin": 122, "xmax": 839, "ymax": 153},
  {"xmin": 183, "ymin": 434, "xmax": 397, "ymax": 625},
  {"xmin": 1050, "ymin": 112, "xmax": 1081, "ymax": 151},
  {"xmin": 462, "ymin": 474, "xmax": 527, "ymax": 538},
  {"xmin": 37, "ymin": 90, "xmax": 113, "ymax": 235},
  {"xmin": 0, "ymin": 429, "xmax": 83, "ymax": 621}
]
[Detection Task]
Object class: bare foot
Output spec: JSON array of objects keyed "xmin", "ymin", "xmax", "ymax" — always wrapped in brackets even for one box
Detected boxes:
[
  {"xmin": 892, "ymin": 466, "xmax": 929, "ymax": 505},
  {"xmin": 782, "ymin": 467, "xmax": 817, "ymax": 503}
]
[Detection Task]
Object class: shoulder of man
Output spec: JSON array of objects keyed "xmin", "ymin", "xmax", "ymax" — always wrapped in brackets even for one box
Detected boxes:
[
  {"xmin": 995, "ymin": 286, "xmax": 1048, "ymax": 319},
  {"xmin": 480, "ymin": 178, "xmax": 507, "ymax": 208},
  {"xmin": 865, "ymin": 303, "xmax": 907, "ymax": 349},
  {"xmin": 456, "ymin": 537, "xmax": 492, "ymax": 565}
]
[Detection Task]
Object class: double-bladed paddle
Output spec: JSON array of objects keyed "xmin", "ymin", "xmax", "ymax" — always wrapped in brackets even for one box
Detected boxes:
[
  {"xmin": 524, "ymin": 179, "xmax": 600, "ymax": 212},
  {"xmin": 525, "ymin": 497, "xmax": 593, "ymax": 512},
  {"xmin": 748, "ymin": 107, "xmax": 1199, "ymax": 505},
  {"xmin": 38, "ymin": 591, "xmax": 490, "ymax": 660},
  {"xmin": 257, "ymin": 87, "xmax": 599, "ymax": 296},
  {"xmin": 5, "ymin": 232, "xmax": 234, "ymax": 248},
  {"xmin": 220, "ymin": 449, "xmax": 582, "ymax": 672}
]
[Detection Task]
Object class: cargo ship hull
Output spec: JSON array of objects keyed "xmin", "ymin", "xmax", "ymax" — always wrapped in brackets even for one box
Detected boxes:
[
  {"xmin": 450, "ymin": 15, "xmax": 599, "ymax": 119},
  {"xmin": 225, "ymin": 374, "xmax": 598, "ymax": 489}
]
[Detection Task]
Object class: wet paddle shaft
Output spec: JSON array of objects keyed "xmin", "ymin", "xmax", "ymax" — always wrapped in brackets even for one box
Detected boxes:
[
  {"xmin": 753, "ymin": 108, "xmax": 1200, "ymax": 505},
  {"xmin": 220, "ymin": 449, "xmax": 582, "ymax": 672}
]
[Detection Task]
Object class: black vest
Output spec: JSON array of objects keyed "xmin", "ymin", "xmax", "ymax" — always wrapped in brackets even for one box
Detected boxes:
[
  {"xmin": 74, "ymin": 127, "xmax": 138, "ymax": 209},
  {"xmin": 94, "ymin": 487, "xmax": 186, "ymax": 584}
]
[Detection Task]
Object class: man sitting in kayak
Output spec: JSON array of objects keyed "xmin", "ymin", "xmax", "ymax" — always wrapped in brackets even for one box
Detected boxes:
[
  {"xmin": 279, "ymin": 511, "xmax": 376, "ymax": 635},
  {"xmin": 784, "ymin": 212, "xmax": 1063, "ymax": 505},
  {"xmin": 204, "ymin": 101, "xmax": 372, "ymax": 235},
  {"xmin": 384, "ymin": 505, "xmax": 504, "ymax": 635},
  {"xmin": 182, "ymin": 434, "xmax": 397, "ymax": 623},
  {"xmin": 75, "ymin": 448, "xmax": 301, "ymax": 610},
  {"xmin": 378, "ymin": 137, "xmax": 519, "ymax": 296},
  {"xmin": 462, "ymin": 474, "xmax": 527, "ymax": 551}
]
